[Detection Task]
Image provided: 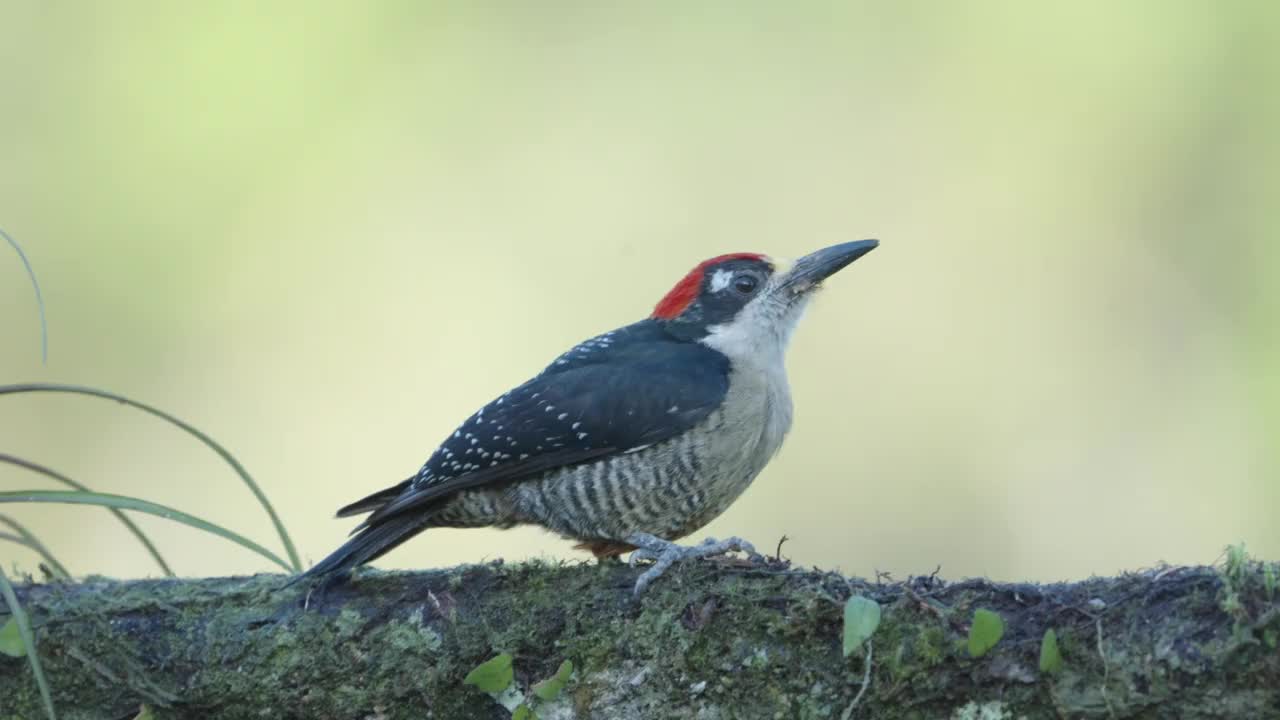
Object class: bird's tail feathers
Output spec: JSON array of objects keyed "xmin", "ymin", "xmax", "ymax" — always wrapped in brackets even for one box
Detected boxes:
[
  {"xmin": 293, "ymin": 513, "xmax": 429, "ymax": 585},
  {"xmin": 335, "ymin": 477, "xmax": 413, "ymax": 518}
]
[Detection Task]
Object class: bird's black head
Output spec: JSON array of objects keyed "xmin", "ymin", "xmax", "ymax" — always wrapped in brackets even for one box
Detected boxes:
[{"xmin": 651, "ymin": 241, "xmax": 879, "ymax": 352}]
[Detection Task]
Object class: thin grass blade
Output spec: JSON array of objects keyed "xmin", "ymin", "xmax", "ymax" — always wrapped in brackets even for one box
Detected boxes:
[
  {"xmin": 1, "ymin": 228, "xmax": 48, "ymax": 364},
  {"xmin": 0, "ymin": 384, "xmax": 300, "ymax": 572},
  {"xmin": 0, "ymin": 454, "xmax": 173, "ymax": 576},
  {"xmin": 0, "ymin": 490, "xmax": 293, "ymax": 572},
  {"xmin": 0, "ymin": 515, "xmax": 70, "ymax": 579},
  {"xmin": 0, "ymin": 567, "xmax": 57, "ymax": 720}
]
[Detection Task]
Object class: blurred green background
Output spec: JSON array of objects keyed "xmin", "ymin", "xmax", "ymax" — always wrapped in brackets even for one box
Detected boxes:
[{"xmin": 1, "ymin": 3, "xmax": 1276, "ymax": 582}]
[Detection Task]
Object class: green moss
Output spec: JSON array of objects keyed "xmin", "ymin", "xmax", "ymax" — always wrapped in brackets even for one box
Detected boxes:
[{"xmin": 4, "ymin": 560, "xmax": 1280, "ymax": 718}]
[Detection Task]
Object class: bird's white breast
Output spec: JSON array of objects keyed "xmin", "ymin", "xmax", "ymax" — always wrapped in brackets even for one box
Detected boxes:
[{"xmin": 695, "ymin": 357, "xmax": 794, "ymax": 508}]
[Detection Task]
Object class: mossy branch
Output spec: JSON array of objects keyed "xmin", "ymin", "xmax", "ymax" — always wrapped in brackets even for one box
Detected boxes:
[{"xmin": 1, "ymin": 560, "xmax": 1277, "ymax": 719}]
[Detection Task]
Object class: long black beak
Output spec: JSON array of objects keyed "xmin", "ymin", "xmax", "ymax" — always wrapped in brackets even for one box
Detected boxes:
[{"xmin": 779, "ymin": 239, "xmax": 879, "ymax": 294}]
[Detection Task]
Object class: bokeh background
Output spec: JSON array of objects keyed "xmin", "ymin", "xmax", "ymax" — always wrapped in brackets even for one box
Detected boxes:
[{"xmin": 1, "ymin": 3, "xmax": 1276, "ymax": 583}]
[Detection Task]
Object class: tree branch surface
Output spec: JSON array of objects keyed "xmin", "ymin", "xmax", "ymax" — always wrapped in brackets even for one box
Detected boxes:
[{"xmin": 2, "ymin": 558, "xmax": 1277, "ymax": 719}]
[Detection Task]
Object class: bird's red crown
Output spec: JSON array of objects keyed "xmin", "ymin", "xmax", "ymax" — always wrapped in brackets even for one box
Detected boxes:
[{"xmin": 651, "ymin": 253, "xmax": 769, "ymax": 319}]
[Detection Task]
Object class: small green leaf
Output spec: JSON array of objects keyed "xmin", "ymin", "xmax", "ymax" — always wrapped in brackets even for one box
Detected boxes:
[
  {"xmin": 463, "ymin": 653, "xmax": 514, "ymax": 694},
  {"xmin": 1039, "ymin": 629, "xmax": 1062, "ymax": 674},
  {"xmin": 967, "ymin": 608, "xmax": 1004, "ymax": 658},
  {"xmin": 512, "ymin": 705, "xmax": 532, "ymax": 720},
  {"xmin": 133, "ymin": 707, "xmax": 155, "ymax": 720},
  {"xmin": 533, "ymin": 659, "xmax": 574, "ymax": 701},
  {"xmin": 0, "ymin": 617, "xmax": 26, "ymax": 657},
  {"xmin": 842, "ymin": 595, "xmax": 881, "ymax": 657}
]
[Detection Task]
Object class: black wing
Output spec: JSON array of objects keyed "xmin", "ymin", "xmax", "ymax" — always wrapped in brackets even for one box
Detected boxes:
[{"xmin": 348, "ymin": 320, "xmax": 729, "ymax": 528}]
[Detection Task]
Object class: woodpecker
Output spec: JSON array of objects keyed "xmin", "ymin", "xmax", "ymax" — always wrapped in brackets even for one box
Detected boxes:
[{"xmin": 303, "ymin": 240, "xmax": 878, "ymax": 595}]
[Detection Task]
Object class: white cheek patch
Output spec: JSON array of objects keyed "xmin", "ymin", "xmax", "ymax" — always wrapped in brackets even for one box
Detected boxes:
[
  {"xmin": 708, "ymin": 269, "xmax": 735, "ymax": 292},
  {"xmin": 700, "ymin": 289, "xmax": 812, "ymax": 365}
]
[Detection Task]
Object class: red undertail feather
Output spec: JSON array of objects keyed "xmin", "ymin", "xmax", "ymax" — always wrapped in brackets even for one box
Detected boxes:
[
  {"xmin": 574, "ymin": 540, "xmax": 637, "ymax": 558},
  {"xmin": 651, "ymin": 252, "xmax": 767, "ymax": 319}
]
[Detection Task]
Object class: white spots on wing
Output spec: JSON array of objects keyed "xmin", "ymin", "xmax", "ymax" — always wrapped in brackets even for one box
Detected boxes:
[
  {"xmin": 546, "ymin": 329, "xmax": 622, "ymax": 368},
  {"xmin": 624, "ymin": 443, "xmax": 653, "ymax": 454},
  {"xmin": 493, "ymin": 435, "xmax": 501, "ymax": 441},
  {"xmin": 577, "ymin": 432, "xmax": 588, "ymax": 440},
  {"xmin": 545, "ymin": 405, "xmax": 555, "ymax": 412},
  {"xmin": 454, "ymin": 431, "xmax": 462, "ymax": 439},
  {"xmin": 470, "ymin": 438, "xmax": 478, "ymax": 445},
  {"xmin": 709, "ymin": 268, "xmax": 735, "ymax": 292},
  {"xmin": 519, "ymin": 453, "xmax": 529, "ymax": 460},
  {"xmin": 557, "ymin": 413, "xmax": 568, "ymax": 421},
  {"xmin": 667, "ymin": 405, "xmax": 680, "ymax": 413},
  {"xmin": 571, "ymin": 421, "xmax": 581, "ymax": 430},
  {"xmin": 491, "ymin": 461, "xmax": 499, "ymax": 466}
]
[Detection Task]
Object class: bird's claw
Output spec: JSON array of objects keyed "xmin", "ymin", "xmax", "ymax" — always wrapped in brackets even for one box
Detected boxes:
[
  {"xmin": 628, "ymin": 548, "xmax": 661, "ymax": 568},
  {"xmin": 624, "ymin": 533, "xmax": 760, "ymax": 597}
]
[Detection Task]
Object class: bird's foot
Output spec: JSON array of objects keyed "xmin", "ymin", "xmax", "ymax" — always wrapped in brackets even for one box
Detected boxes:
[{"xmin": 625, "ymin": 532, "xmax": 764, "ymax": 596}]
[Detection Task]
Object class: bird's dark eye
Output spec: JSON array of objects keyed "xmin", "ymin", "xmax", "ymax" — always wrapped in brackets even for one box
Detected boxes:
[{"xmin": 734, "ymin": 274, "xmax": 759, "ymax": 294}]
